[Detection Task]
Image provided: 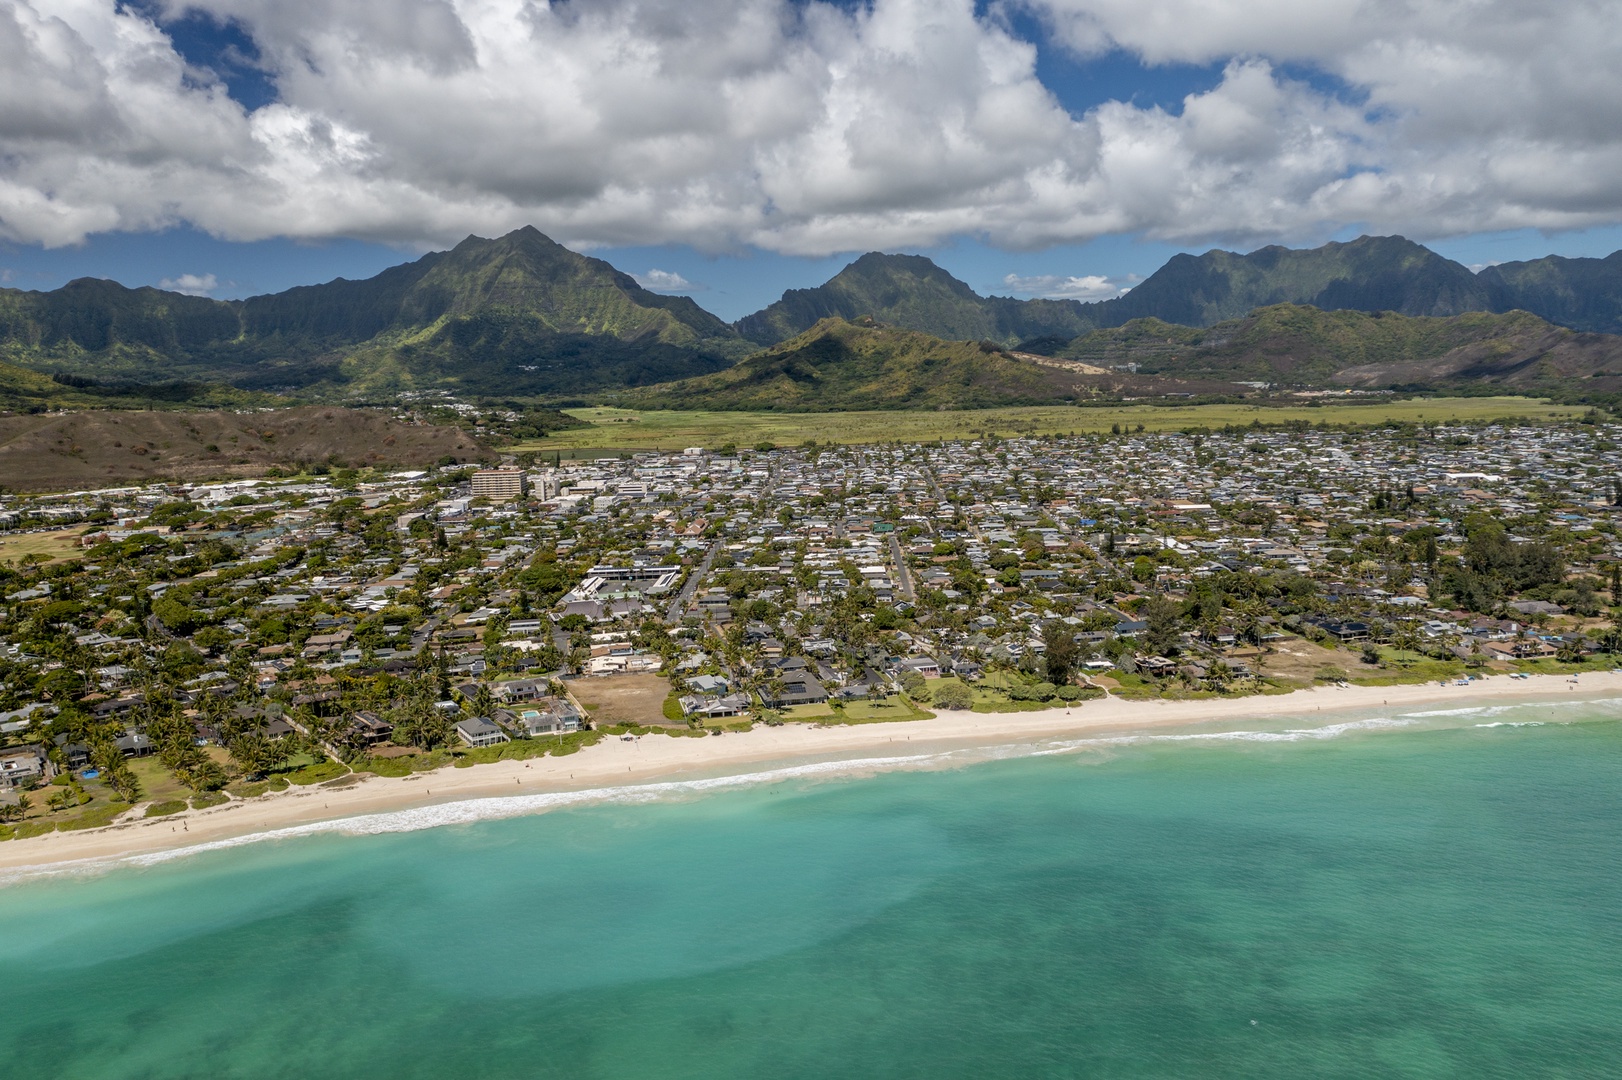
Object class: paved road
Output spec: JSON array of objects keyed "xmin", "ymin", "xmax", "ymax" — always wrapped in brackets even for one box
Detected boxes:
[
  {"xmin": 664, "ymin": 457, "xmax": 779, "ymax": 623},
  {"xmin": 922, "ymin": 464, "xmax": 982, "ymax": 541},
  {"xmin": 666, "ymin": 538, "xmax": 725, "ymax": 623},
  {"xmin": 889, "ymin": 532, "xmax": 915, "ymax": 602}
]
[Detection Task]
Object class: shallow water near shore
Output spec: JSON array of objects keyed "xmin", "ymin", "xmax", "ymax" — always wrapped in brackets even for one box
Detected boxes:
[{"xmin": 2, "ymin": 699, "xmax": 1621, "ymax": 1078}]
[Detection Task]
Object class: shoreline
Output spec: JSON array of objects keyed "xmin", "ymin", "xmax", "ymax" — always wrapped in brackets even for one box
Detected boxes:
[{"xmin": 4, "ymin": 671, "xmax": 1619, "ymax": 875}]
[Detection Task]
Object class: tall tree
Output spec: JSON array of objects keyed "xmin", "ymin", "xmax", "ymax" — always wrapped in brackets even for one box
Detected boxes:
[
  {"xmin": 1141, "ymin": 597, "xmax": 1183, "ymax": 656},
  {"xmin": 1041, "ymin": 621, "xmax": 1080, "ymax": 684}
]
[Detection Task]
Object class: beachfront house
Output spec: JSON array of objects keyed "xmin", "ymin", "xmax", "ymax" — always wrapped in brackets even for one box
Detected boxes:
[
  {"xmin": 455, "ymin": 716, "xmax": 510, "ymax": 749},
  {"xmin": 759, "ymin": 674, "xmax": 829, "ymax": 709},
  {"xmin": 680, "ymin": 692, "xmax": 751, "ymax": 719},
  {"xmin": 345, "ymin": 711, "xmax": 395, "ymax": 748},
  {"xmin": 502, "ymin": 697, "xmax": 584, "ymax": 737},
  {"xmin": 0, "ymin": 744, "xmax": 48, "ymax": 789}
]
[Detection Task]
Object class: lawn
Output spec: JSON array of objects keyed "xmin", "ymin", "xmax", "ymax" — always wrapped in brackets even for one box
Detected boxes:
[
  {"xmin": 10, "ymin": 788, "xmax": 134, "ymax": 837},
  {"xmin": 513, "ymin": 398, "xmax": 1582, "ymax": 453},
  {"xmin": 0, "ymin": 527, "xmax": 88, "ymax": 565},
  {"xmin": 782, "ymin": 702, "xmax": 837, "ymax": 721},
  {"xmin": 127, "ymin": 757, "xmax": 192, "ymax": 804},
  {"xmin": 1344, "ymin": 648, "xmax": 1467, "ymax": 686},
  {"xmin": 953, "ymin": 673, "xmax": 1065, "ymax": 712},
  {"xmin": 835, "ymin": 698, "xmax": 933, "ymax": 723}
]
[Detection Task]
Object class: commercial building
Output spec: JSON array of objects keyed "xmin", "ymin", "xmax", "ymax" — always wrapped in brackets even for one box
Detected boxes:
[{"xmin": 471, "ymin": 468, "xmax": 528, "ymax": 501}]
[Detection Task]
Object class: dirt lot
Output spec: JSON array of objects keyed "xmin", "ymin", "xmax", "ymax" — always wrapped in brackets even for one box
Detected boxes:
[
  {"xmin": 565, "ymin": 673, "xmax": 680, "ymax": 727},
  {"xmin": 1257, "ymin": 637, "xmax": 1358, "ymax": 682},
  {"xmin": 0, "ymin": 407, "xmax": 489, "ymax": 492}
]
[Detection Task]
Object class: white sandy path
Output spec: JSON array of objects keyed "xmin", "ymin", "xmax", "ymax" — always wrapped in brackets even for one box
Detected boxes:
[{"xmin": 3, "ymin": 671, "xmax": 1618, "ymax": 873}]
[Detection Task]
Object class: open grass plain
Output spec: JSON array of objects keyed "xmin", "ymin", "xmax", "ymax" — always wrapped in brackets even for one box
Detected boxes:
[
  {"xmin": 0, "ymin": 527, "xmax": 88, "ymax": 565},
  {"xmin": 518, "ymin": 397, "xmax": 1583, "ymax": 452}
]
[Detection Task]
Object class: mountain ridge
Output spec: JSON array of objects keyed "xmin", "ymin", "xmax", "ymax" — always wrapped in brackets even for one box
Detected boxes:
[
  {"xmin": 0, "ymin": 227, "xmax": 745, "ymax": 398},
  {"xmin": 6, "ymin": 227, "xmax": 1622, "ymax": 405},
  {"xmin": 733, "ymin": 234, "xmax": 1616, "ymax": 346}
]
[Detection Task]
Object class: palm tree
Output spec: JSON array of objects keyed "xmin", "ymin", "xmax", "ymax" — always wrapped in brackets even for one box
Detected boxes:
[{"xmin": 0, "ymin": 792, "xmax": 28, "ymax": 822}]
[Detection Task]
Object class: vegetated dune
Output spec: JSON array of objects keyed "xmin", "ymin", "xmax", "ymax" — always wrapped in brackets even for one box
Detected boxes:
[{"xmin": 0, "ymin": 407, "xmax": 489, "ymax": 491}]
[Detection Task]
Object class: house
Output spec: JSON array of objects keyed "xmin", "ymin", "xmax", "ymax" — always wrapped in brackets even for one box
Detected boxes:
[
  {"xmin": 1507, "ymin": 600, "xmax": 1564, "ymax": 617},
  {"xmin": 91, "ymin": 694, "xmax": 145, "ymax": 719},
  {"xmin": 1305, "ymin": 617, "xmax": 1371, "ymax": 643},
  {"xmin": 680, "ymin": 693, "xmax": 752, "ymax": 719},
  {"xmin": 688, "ymin": 674, "xmax": 729, "ymax": 695},
  {"xmin": 52, "ymin": 735, "xmax": 90, "ymax": 769},
  {"xmin": 1137, "ymin": 655, "xmax": 1178, "ymax": 678},
  {"xmin": 455, "ymin": 716, "xmax": 510, "ymax": 748},
  {"xmin": 0, "ymin": 745, "xmax": 48, "ymax": 789},
  {"xmin": 115, "ymin": 732, "xmax": 155, "ymax": 757},
  {"xmin": 345, "ymin": 710, "xmax": 395, "ymax": 748},
  {"xmin": 1479, "ymin": 639, "xmax": 1559, "ymax": 661},
  {"xmin": 897, "ymin": 656, "xmax": 941, "ymax": 678},
  {"xmin": 492, "ymin": 678, "xmax": 551, "ymax": 704},
  {"xmin": 302, "ymin": 629, "xmax": 353, "ymax": 657},
  {"xmin": 504, "ymin": 697, "xmax": 583, "ymax": 737},
  {"xmin": 760, "ymin": 674, "xmax": 829, "ymax": 708}
]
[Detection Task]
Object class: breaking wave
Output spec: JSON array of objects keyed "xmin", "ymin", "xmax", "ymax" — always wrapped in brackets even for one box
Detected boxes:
[{"xmin": 7, "ymin": 692, "xmax": 1622, "ymax": 884}]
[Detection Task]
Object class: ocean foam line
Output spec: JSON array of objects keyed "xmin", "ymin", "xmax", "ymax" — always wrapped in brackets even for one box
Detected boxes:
[
  {"xmin": 128, "ymin": 751, "xmax": 960, "ymax": 862},
  {"xmin": 1400, "ymin": 695, "xmax": 1622, "ymax": 720},
  {"xmin": 980, "ymin": 715, "xmax": 1438, "ymax": 762},
  {"xmin": 0, "ymin": 752, "xmax": 951, "ymax": 884},
  {"xmin": 6, "ymin": 699, "xmax": 1619, "ymax": 884}
]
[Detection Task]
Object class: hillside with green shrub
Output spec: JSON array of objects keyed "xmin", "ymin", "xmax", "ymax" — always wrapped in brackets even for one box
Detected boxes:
[
  {"xmin": 1043, "ymin": 304, "xmax": 1622, "ymax": 390},
  {"xmin": 633, "ymin": 318, "xmax": 1101, "ymax": 410}
]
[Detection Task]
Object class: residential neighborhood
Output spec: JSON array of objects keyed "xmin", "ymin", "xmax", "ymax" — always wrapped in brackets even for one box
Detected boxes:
[{"xmin": 3, "ymin": 416, "xmax": 1620, "ymax": 835}]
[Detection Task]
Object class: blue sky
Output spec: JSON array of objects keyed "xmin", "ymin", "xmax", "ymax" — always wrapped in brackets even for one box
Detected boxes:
[{"xmin": 5, "ymin": 1, "xmax": 1622, "ymax": 322}]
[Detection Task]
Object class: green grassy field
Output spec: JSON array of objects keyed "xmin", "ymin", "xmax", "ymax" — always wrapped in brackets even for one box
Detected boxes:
[
  {"xmin": 0, "ymin": 527, "xmax": 88, "ymax": 565},
  {"xmin": 516, "ymin": 397, "xmax": 1583, "ymax": 452}
]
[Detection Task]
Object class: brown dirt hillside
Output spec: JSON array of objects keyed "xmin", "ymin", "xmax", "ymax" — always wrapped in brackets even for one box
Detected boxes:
[{"xmin": 0, "ymin": 407, "xmax": 488, "ymax": 492}]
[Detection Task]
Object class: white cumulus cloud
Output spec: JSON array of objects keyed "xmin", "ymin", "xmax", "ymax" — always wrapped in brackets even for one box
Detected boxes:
[
  {"xmin": 0, "ymin": 0, "xmax": 1618, "ymax": 256},
  {"xmin": 157, "ymin": 272, "xmax": 219, "ymax": 296},
  {"xmin": 632, "ymin": 269, "xmax": 702, "ymax": 292},
  {"xmin": 1001, "ymin": 272, "xmax": 1128, "ymax": 300}
]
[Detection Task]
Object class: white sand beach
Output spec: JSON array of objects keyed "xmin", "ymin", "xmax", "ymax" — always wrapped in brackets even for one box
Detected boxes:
[{"xmin": 3, "ymin": 670, "xmax": 1617, "ymax": 873}]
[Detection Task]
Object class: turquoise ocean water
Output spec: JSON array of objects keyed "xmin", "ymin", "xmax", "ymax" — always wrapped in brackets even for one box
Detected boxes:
[{"xmin": 2, "ymin": 698, "xmax": 1621, "ymax": 1079}]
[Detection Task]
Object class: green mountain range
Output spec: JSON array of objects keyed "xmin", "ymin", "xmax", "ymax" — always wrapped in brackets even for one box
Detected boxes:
[
  {"xmin": 1478, "ymin": 252, "xmax": 1622, "ymax": 335},
  {"xmin": 737, "ymin": 235, "xmax": 1622, "ymax": 346},
  {"xmin": 6, "ymin": 226, "xmax": 1622, "ymax": 408},
  {"xmin": 1090, "ymin": 235, "xmax": 1492, "ymax": 328},
  {"xmin": 0, "ymin": 227, "xmax": 745, "ymax": 399}
]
